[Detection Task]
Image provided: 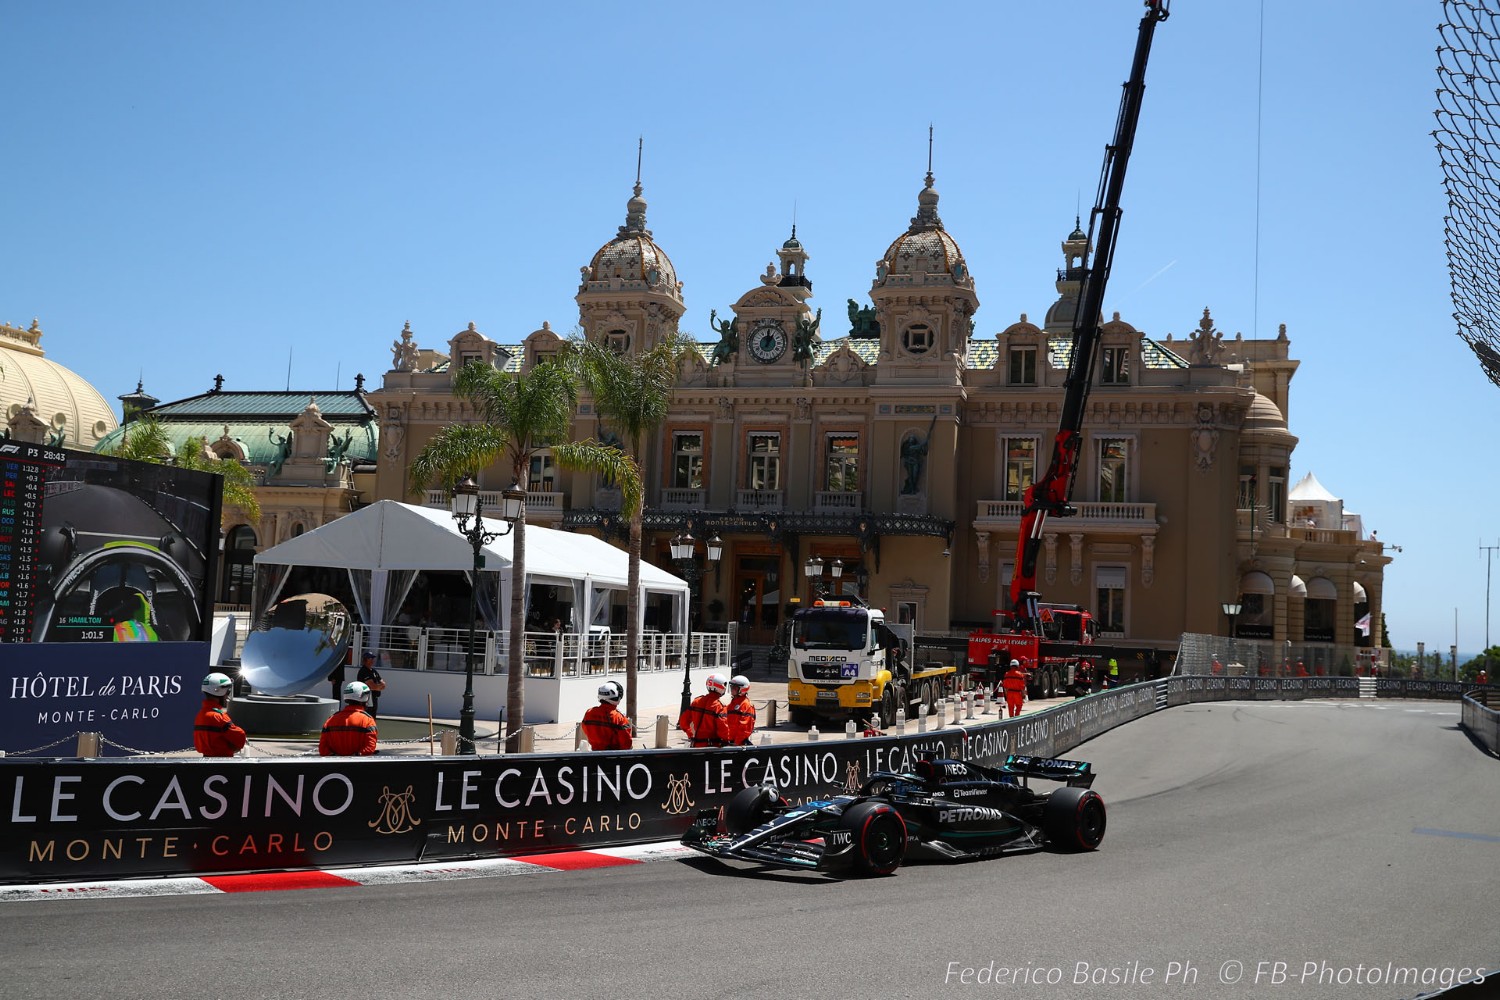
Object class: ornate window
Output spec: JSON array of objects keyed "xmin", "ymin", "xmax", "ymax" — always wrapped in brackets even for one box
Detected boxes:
[
  {"xmin": 1100, "ymin": 346, "xmax": 1130, "ymax": 385},
  {"xmin": 1268, "ymin": 466, "xmax": 1287, "ymax": 523},
  {"xmin": 1001, "ymin": 436, "xmax": 1037, "ymax": 501},
  {"xmin": 1095, "ymin": 566, "xmax": 1126, "ymax": 633},
  {"xmin": 901, "ymin": 323, "xmax": 933, "ymax": 356},
  {"xmin": 1097, "ymin": 437, "xmax": 1130, "ymax": 502},
  {"xmin": 1007, "ymin": 346, "xmax": 1037, "ymax": 386},
  {"xmin": 606, "ymin": 329, "xmax": 631, "ymax": 353},
  {"xmin": 825, "ymin": 433, "xmax": 860, "ymax": 492},
  {"xmin": 672, "ymin": 432, "xmax": 704, "ymax": 489},
  {"xmin": 1238, "ymin": 466, "xmax": 1257, "ymax": 509},
  {"xmin": 528, "ymin": 450, "xmax": 556, "ymax": 492},
  {"xmin": 747, "ymin": 432, "xmax": 781, "ymax": 490}
]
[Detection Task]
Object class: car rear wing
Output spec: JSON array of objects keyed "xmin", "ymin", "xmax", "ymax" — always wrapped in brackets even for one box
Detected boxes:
[{"xmin": 1000, "ymin": 754, "xmax": 1095, "ymax": 788}]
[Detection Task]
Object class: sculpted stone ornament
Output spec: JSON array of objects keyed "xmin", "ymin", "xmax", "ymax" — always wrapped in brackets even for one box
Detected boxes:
[
  {"xmin": 1186, "ymin": 307, "xmax": 1227, "ymax": 366},
  {"xmin": 392, "ymin": 321, "xmax": 420, "ymax": 372},
  {"xmin": 792, "ymin": 307, "xmax": 821, "ymax": 364},
  {"xmin": 1191, "ymin": 403, "xmax": 1219, "ymax": 472},
  {"xmin": 847, "ymin": 298, "xmax": 881, "ymax": 339},
  {"xmin": 708, "ymin": 308, "xmax": 739, "ymax": 365}
]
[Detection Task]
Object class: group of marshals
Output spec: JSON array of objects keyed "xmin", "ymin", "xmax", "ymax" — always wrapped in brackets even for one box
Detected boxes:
[
  {"xmin": 194, "ymin": 672, "xmax": 377, "ymax": 758},
  {"xmin": 580, "ymin": 672, "xmax": 758, "ymax": 751},
  {"xmin": 199, "ymin": 666, "xmax": 769, "ymax": 758},
  {"xmin": 676, "ymin": 673, "xmax": 757, "ymax": 747}
]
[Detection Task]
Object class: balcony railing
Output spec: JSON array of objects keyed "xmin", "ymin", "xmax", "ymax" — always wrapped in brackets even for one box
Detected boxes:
[
  {"xmin": 815, "ymin": 490, "xmax": 865, "ymax": 513},
  {"xmin": 354, "ymin": 624, "xmax": 730, "ymax": 678},
  {"xmin": 974, "ymin": 499, "xmax": 1157, "ymax": 528},
  {"xmin": 660, "ymin": 488, "xmax": 705, "ymax": 510},
  {"xmin": 736, "ymin": 489, "xmax": 785, "ymax": 511},
  {"xmin": 423, "ymin": 489, "xmax": 562, "ymax": 514}
]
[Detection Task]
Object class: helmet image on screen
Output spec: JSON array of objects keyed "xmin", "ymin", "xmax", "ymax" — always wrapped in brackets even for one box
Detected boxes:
[{"xmin": 32, "ymin": 535, "xmax": 203, "ymax": 643}]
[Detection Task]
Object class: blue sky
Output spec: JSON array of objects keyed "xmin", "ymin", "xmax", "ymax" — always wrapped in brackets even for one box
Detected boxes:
[{"xmin": 4, "ymin": 2, "xmax": 1489, "ymax": 657}]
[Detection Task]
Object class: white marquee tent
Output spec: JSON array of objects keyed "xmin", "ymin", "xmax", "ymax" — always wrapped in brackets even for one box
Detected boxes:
[{"xmin": 250, "ymin": 500, "xmax": 690, "ymax": 635}]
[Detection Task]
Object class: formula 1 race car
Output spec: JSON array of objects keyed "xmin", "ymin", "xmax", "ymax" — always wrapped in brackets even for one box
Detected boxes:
[{"xmin": 680, "ymin": 753, "xmax": 1105, "ymax": 877}]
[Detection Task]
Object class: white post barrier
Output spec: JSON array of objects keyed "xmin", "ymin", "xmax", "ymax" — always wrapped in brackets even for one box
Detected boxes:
[
  {"xmin": 917, "ymin": 707, "xmax": 927, "ymax": 734},
  {"xmin": 655, "ymin": 714, "xmax": 669, "ymax": 749},
  {"xmin": 895, "ymin": 707, "xmax": 906, "ymax": 736},
  {"xmin": 964, "ymin": 692, "xmax": 975, "ymax": 720},
  {"xmin": 440, "ymin": 730, "xmax": 458, "ymax": 756},
  {"xmin": 808, "ymin": 725, "xmax": 820, "ymax": 741},
  {"xmin": 845, "ymin": 719, "xmax": 857, "ymax": 739}
]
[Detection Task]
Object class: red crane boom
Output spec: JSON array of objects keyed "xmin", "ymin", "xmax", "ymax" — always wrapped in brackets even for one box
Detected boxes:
[{"xmin": 1008, "ymin": 0, "xmax": 1170, "ymax": 632}]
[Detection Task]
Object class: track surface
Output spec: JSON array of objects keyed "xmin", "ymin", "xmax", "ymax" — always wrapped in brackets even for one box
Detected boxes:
[{"xmin": 2, "ymin": 701, "xmax": 1496, "ymax": 1000}]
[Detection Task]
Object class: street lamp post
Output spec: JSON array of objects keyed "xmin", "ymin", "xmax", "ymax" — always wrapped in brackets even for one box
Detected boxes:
[
  {"xmin": 1222, "ymin": 601, "xmax": 1241, "ymax": 670},
  {"xmin": 450, "ymin": 476, "xmax": 523, "ymax": 755},
  {"xmin": 803, "ymin": 554, "xmax": 824, "ymax": 602},
  {"xmin": 828, "ymin": 558, "xmax": 844, "ymax": 599},
  {"xmin": 674, "ymin": 531, "xmax": 722, "ymax": 717}
]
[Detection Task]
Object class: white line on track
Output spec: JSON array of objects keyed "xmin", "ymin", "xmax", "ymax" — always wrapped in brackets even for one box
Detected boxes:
[{"xmin": 0, "ymin": 842, "xmax": 699, "ymax": 903}]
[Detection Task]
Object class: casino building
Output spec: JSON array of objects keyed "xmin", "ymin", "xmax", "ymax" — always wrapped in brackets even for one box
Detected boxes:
[
  {"xmin": 365, "ymin": 170, "xmax": 1391, "ymax": 669},
  {"xmin": 3, "ymin": 169, "xmax": 1390, "ymax": 668}
]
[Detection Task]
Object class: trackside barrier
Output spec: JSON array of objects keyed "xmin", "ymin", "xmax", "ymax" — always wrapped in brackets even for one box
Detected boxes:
[
  {"xmin": 1, "ymin": 678, "xmax": 1490, "ymax": 885},
  {"xmin": 1460, "ymin": 690, "xmax": 1500, "ymax": 756}
]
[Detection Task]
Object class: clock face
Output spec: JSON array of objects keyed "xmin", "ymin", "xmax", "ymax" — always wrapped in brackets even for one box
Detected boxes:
[{"xmin": 749, "ymin": 320, "xmax": 787, "ymax": 363}]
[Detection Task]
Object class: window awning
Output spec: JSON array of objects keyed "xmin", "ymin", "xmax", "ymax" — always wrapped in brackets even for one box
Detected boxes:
[
  {"xmin": 1353, "ymin": 580, "xmax": 1367, "ymax": 602},
  {"xmin": 1290, "ymin": 574, "xmax": 1307, "ymax": 597},
  {"xmin": 1306, "ymin": 576, "xmax": 1337, "ymax": 600},
  {"xmin": 1240, "ymin": 571, "xmax": 1275, "ymax": 596}
]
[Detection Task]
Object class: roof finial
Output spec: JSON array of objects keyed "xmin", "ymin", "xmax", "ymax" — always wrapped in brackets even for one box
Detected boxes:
[
  {"xmin": 635, "ymin": 135, "xmax": 643, "ymax": 193},
  {"xmin": 926, "ymin": 124, "xmax": 934, "ymax": 187}
]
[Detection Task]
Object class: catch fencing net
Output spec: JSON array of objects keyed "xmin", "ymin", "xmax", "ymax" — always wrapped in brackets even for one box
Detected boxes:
[
  {"xmin": 1437, "ymin": 0, "xmax": 1500, "ymax": 387},
  {"xmin": 1172, "ymin": 633, "xmax": 1379, "ymax": 678}
]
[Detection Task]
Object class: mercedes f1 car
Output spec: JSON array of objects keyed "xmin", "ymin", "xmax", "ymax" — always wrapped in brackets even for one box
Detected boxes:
[{"xmin": 680, "ymin": 753, "xmax": 1105, "ymax": 877}]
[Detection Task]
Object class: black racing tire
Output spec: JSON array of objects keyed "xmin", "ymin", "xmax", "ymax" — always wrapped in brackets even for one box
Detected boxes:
[
  {"xmin": 789, "ymin": 706, "xmax": 814, "ymax": 727},
  {"xmin": 724, "ymin": 785, "xmax": 785, "ymax": 835},
  {"xmin": 840, "ymin": 801, "xmax": 907, "ymax": 876},
  {"xmin": 1043, "ymin": 785, "xmax": 1107, "ymax": 851},
  {"xmin": 879, "ymin": 685, "xmax": 898, "ymax": 728}
]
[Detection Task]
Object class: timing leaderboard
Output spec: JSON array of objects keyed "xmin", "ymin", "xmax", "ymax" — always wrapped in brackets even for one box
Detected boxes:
[{"xmin": 0, "ymin": 442, "xmax": 66, "ymax": 643}]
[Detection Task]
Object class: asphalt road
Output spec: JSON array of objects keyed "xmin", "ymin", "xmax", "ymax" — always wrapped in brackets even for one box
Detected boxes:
[{"xmin": 3, "ymin": 700, "xmax": 1496, "ymax": 1000}]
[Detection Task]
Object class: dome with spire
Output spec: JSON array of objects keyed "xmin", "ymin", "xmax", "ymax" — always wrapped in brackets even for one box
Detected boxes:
[
  {"xmin": 0, "ymin": 319, "xmax": 118, "ymax": 449},
  {"xmin": 874, "ymin": 171, "xmax": 973, "ymax": 289},
  {"xmin": 581, "ymin": 181, "xmax": 682, "ymax": 304}
]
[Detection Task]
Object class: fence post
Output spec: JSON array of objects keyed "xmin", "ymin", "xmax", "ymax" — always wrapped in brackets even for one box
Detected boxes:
[
  {"xmin": 76, "ymin": 732, "xmax": 100, "ymax": 758},
  {"xmin": 519, "ymin": 726, "xmax": 535, "ymax": 754},
  {"xmin": 440, "ymin": 730, "xmax": 458, "ymax": 756},
  {"xmin": 765, "ymin": 699, "xmax": 778, "ymax": 728},
  {"xmin": 655, "ymin": 714, "xmax": 669, "ymax": 749}
]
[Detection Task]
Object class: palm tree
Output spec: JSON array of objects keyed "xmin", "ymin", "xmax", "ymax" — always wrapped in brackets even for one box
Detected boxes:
[
  {"xmin": 105, "ymin": 414, "xmax": 261, "ymax": 526},
  {"xmin": 565, "ymin": 331, "xmax": 693, "ymax": 727},
  {"xmin": 407, "ymin": 358, "xmax": 640, "ymax": 751}
]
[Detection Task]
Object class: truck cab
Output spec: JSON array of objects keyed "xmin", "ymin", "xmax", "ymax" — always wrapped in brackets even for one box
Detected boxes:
[{"xmin": 786, "ymin": 599, "xmax": 952, "ymax": 728}]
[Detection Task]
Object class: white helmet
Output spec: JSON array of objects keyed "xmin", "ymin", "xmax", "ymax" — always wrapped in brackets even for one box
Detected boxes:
[
  {"xmin": 597, "ymin": 681, "xmax": 622, "ymax": 704},
  {"xmin": 1010, "ymin": 659, "xmax": 1021, "ymax": 669},
  {"xmin": 201, "ymin": 672, "xmax": 233, "ymax": 698},
  {"xmin": 705, "ymin": 673, "xmax": 728, "ymax": 694},
  {"xmin": 729, "ymin": 674, "xmax": 750, "ymax": 694},
  {"xmin": 342, "ymin": 680, "xmax": 372, "ymax": 706}
]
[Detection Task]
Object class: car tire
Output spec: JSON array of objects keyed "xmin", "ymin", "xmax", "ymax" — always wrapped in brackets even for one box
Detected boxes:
[
  {"xmin": 789, "ymin": 706, "xmax": 814, "ymax": 727},
  {"xmin": 724, "ymin": 785, "xmax": 785, "ymax": 835},
  {"xmin": 879, "ymin": 686, "xmax": 897, "ymax": 728},
  {"xmin": 1043, "ymin": 785, "xmax": 1107, "ymax": 851},
  {"xmin": 840, "ymin": 801, "xmax": 907, "ymax": 876}
]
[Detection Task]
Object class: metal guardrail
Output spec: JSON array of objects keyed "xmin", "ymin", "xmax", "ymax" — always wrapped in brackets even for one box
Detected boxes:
[{"xmin": 354, "ymin": 625, "xmax": 730, "ymax": 678}]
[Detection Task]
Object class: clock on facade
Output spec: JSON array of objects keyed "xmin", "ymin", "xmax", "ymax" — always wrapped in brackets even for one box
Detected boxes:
[{"xmin": 748, "ymin": 320, "xmax": 788, "ymax": 363}]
